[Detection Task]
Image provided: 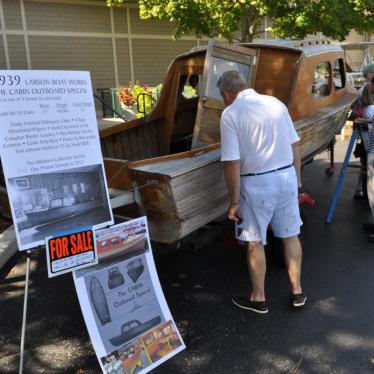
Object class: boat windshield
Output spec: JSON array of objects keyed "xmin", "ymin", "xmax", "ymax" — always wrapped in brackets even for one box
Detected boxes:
[{"xmin": 205, "ymin": 57, "xmax": 251, "ymax": 100}]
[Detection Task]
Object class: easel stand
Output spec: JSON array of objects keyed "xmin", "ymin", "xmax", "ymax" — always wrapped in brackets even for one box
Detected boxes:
[
  {"xmin": 326, "ymin": 128, "xmax": 367, "ymax": 223},
  {"xmin": 19, "ymin": 247, "xmax": 41, "ymax": 374}
]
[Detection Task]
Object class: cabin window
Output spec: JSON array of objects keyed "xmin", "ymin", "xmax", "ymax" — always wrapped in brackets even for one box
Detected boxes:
[
  {"xmin": 80, "ymin": 183, "xmax": 86, "ymax": 193},
  {"xmin": 63, "ymin": 184, "xmax": 69, "ymax": 194},
  {"xmin": 312, "ymin": 62, "xmax": 331, "ymax": 99},
  {"xmin": 333, "ymin": 58, "xmax": 346, "ymax": 90},
  {"xmin": 181, "ymin": 74, "xmax": 200, "ymax": 100},
  {"xmin": 14, "ymin": 177, "xmax": 30, "ymax": 190},
  {"xmin": 206, "ymin": 57, "xmax": 250, "ymax": 100}
]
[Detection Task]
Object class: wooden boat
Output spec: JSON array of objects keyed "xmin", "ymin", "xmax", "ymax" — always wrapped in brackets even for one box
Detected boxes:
[
  {"xmin": 100, "ymin": 40, "xmax": 356, "ymax": 244},
  {"xmin": 0, "ymin": 40, "xmax": 356, "ymax": 243}
]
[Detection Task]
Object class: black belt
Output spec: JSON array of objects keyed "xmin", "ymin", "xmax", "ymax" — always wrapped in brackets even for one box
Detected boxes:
[{"xmin": 241, "ymin": 163, "xmax": 293, "ymax": 177}]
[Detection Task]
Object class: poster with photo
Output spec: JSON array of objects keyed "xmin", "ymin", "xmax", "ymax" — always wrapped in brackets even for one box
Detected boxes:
[
  {"xmin": 73, "ymin": 217, "xmax": 185, "ymax": 374},
  {"xmin": 0, "ymin": 70, "xmax": 113, "ymax": 250}
]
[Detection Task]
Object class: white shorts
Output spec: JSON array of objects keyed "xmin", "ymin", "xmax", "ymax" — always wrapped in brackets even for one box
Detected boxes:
[{"xmin": 236, "ymin": 167, "xmax": 302, "ymax": 245}]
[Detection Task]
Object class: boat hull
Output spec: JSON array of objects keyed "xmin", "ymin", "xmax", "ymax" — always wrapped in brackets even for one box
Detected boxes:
[
  {"xmin": 25, "ymin": 200, "xmax": 102, "ymax": 226},
  {"xmin": 97, "ymin": 234, "xmax": 146, "ymax": 260},
  {"xmin": 129, "ymin": 100, "xmax": 353, "ymax": 244},
  {"xmin": 129, "ymin": 146, "xmax": 228, "ymax": 243},
  {"xmin": 296, "ymin": 102, "xmax": 352, "ymax": 161}
]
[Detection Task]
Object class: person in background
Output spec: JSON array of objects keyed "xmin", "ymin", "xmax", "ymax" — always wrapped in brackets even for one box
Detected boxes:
[
  {"xmin": 355, "ymin": 84, "xmax": 374, "ymax": 241},
  {"xmin": 218, "ymin": 71, "xmax": 306, "ymax": 314},
  {"xmin": 358, "ymin": 64, "xmax": 374, "ymax": 96},
  {"xmin": 353, "ymin": 65, "xmax": 374, "ymax": 199}
]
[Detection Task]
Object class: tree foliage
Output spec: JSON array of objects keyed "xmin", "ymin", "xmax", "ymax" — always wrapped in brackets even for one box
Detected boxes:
[{"xmin": 106, "ymin": 0, "xmax": 374, "ymax": 42}]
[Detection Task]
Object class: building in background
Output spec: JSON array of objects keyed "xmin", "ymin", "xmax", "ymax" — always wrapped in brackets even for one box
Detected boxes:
[{"xmin": 0, "ymin": 0, "xmax": 200, "ymax": 89}]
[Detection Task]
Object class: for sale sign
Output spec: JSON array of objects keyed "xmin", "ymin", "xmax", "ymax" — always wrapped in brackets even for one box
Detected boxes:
[{"xmin": 46, "ymin": 227, "xmax": 98, "ymax": 277}]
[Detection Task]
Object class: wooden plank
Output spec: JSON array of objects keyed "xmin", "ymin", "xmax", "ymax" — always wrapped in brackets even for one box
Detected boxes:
[
  {"xmin": 130, "ymin": 148, "xmax": 221, "ymax": 176},
  {"xmin": 100, "ymin": 139, "xmax": 108, "ymax": 157},
  {"xmin": 103, "ymin": 158, "xmax": 131, "ymax": 189},
  {"xmin": 177, "ymin": 190, "xmax": 228, "ymax": 220},
  {"xmin": 142, "ymin": 124, "xmax": 156, "ymax": 158},
  {"xmin": 212, "ymin": 48, "xmax": 254, "ymax": 65},
  {"xmin": 258, "ymin": 62, "xmax": 298, "ymax": 72},
  {"xmin": 139, "ymin": 125, "xmax": 152, "ymax": 158},
  {"xmin": 212, "ymin": 43, "xmax": 256, "ymax": 57},
  {"xmin": 180, "ymin": 195, "xmax": 228, "ymax": 238},
  {"xmin": 120, "ymin": 132, "xmax": 133, "ymax": 161},
  {"xmin": 173, "ymin": 164, "xmax": 224, "ymax": 192},
  {"xmin": 102, "ymin": 137, "xmax": 117, "ymax": 158},
  {"xmin": 129, "ymin": 143, "xmax": 219, "ymax": 168},
  {"xmin": 128, "ymin": 129, "xmax": 143, "ymax": 161},
  {"xmin": 136, "ymin": 128, "xmax": 147, "ymax": 160},
  {"xmin": 113, "ymin": 134, "xmax": 124, "ymax": 159}
]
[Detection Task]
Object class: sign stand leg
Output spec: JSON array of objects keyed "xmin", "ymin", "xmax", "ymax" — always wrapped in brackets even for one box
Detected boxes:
[{"xmin": 19, "ymin": 249, "xmax": 31, "ymax": 374}]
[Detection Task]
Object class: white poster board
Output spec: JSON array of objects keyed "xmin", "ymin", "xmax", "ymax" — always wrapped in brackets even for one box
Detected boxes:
[
  {"xmin": 0, "ymin": 71, "xmax": 113, "ymax": 250},
  {"xmin": 73, "ymin": 217, "xmax": 185, "ymax": 374}
]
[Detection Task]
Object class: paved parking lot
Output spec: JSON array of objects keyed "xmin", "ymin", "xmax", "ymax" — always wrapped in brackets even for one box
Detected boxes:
[{"xmin": 1, "ymin": 138, "xmax": 374, "ymax": 373}]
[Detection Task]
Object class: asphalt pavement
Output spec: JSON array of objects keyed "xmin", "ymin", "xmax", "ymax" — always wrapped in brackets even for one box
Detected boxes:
[{"xmin": 1, "ymin": 137, "xmax": 374, "ymax": 374}]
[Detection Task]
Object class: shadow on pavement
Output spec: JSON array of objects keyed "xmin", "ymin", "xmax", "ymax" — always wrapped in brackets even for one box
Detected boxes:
[{"xmin": 1, "ymin": 141, "xmax": 374, "ymax": 373}]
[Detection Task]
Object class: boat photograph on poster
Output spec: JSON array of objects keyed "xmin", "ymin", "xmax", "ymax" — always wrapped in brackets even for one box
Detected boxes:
[
  {"xmin": 95, "ymin": 219, "xmax": 149, "ymax": 262},
  {"xmin": 7, "ymin": 164, "xmax": 112, "ymax": 249},
  {"xmin": 83, "ymin": 252, "xmax": 165, "ymax": 354}
]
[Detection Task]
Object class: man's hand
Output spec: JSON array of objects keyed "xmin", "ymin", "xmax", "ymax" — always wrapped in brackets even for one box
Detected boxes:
[
  {"xmin": 353, "ymin": 117, "xmax": 369, "ymax": 124},
  {"xmin": 353, "ymin": 117, "xmax": 370, "ymax": 130},
  {"xmin": 228, "ymin": 203, "xmax": 240, "ymax": 221},
  {"xmin": 291, "ymin": 142, "xmax": 302, "ymax": 189}
]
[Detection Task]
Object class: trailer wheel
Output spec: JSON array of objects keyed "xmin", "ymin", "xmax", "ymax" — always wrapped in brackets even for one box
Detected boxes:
[{"xmin": 325, "ymin": 166, "xmax": 335, "ymax": 176}]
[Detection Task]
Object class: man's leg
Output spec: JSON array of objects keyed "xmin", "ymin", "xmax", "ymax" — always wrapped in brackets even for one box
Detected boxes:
[
  {"xmin": 282, "ymin": 235, "xmax": 302, "ymax": 294},
  {"xmin": 231, "ymin": 239, "xmax": 268, "ymax": 314},
  {"xmin": 247, "ymin": 241, "xmax": 266, "ymax": 301}
]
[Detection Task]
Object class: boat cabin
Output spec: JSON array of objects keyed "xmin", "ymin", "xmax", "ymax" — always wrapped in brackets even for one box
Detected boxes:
[{"xmin": 100, "ymin": 40, "xmax": 355, "ymax": 188}]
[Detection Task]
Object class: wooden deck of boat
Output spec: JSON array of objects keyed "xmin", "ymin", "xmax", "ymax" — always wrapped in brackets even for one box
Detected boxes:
[{"xmin": 129, "ymin": 148, "xmax": 221, "ymax": 177}]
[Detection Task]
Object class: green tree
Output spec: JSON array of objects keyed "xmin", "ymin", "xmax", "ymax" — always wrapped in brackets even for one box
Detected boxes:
[{"xmin": 106, "ymin": 0, "xmax": 374, "ymax": 42}]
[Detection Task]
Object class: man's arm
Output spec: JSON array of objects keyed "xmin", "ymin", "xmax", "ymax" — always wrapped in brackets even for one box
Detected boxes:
[
  {"xmin": 292, "ymin": 141, "xmax": 302, "ymax": 188},
  {"xmin": 223, "ymin": 160, "xmax": 240, "ymax": 220}
]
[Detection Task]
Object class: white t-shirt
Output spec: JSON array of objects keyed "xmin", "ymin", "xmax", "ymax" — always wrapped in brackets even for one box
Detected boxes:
[{"xmin": 220, "ymin": 89, "xmax": 300, "ymax": 174}]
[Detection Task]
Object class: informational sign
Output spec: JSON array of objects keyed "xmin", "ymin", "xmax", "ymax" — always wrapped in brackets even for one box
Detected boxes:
[
  {"xmin": 0, "ymin": 71, "xmax": 113, "ymax": 250},
  {"xmin": 46, "ymin": 227, "xmax": 98, "ymax": 278},
  {"xmin": 73, "ymin": 217, "xmax": 185, "ymax": 374}
]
